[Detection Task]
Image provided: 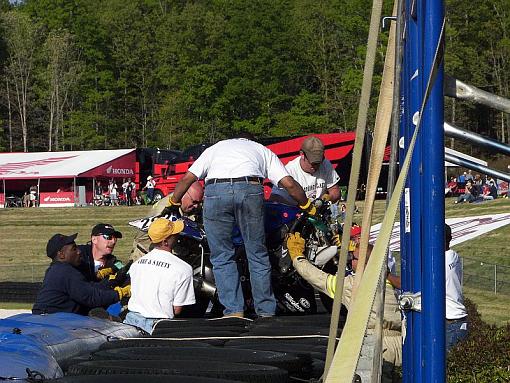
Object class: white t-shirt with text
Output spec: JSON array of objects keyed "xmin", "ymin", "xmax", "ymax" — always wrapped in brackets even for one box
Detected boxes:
[
  {"xmin": 271, "ymin": 156, "xmax": 340, "ymax": 204},
  {"xmin": 128, "ymin": 248, "xmax": 195, "ymax": 319},
  {"xmin": 445, "ymin": 249, "xmax": 467, "ymax": 320}
]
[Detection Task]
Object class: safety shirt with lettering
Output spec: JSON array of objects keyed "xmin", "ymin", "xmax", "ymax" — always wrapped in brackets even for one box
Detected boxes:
[{"xmin": 128, "ymin": 248, "xmax": 195, "ymax": 319}]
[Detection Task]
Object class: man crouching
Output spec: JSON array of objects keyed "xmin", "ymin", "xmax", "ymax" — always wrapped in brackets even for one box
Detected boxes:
[{"xmin": 124, "ymin": 218, "xmax": 195, "ymax": 334}]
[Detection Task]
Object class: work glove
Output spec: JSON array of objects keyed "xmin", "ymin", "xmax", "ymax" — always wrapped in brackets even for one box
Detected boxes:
[
  {"xmin": 96, "ymin": 267, "xmax": 114, "ymax": 280},
  {"xmin": 114, "ymin": 285, "xmax": 131, "ymax": 300},
  {"xmin": 286, "ymin": 233, "xmax": 305, "ymax": 261},
  {"xmin": 108, "ymin": 260, "xmax": 133, "ymax": 288},
  {"xmin": 332, "ymin": 234, "xmax": 341, "ymax": 247},
  {"xmin": 161, "ymin": 197, "xmax": 182, "ymax": 216},
  {"xmin": 320, "ymin": 194, "xmax": 331, "ymax": 202},
  {"xmin": 299, "ymin": 199, "xmax": 317, "ymax": 217}
]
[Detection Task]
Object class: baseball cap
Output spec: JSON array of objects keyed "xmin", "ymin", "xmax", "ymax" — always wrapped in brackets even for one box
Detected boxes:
[
  {"xmin": 301, "ymin": 136, "xmax": 325, "ymax": 164},
  {"xmin": 46, "ymin": 233, "xmax": 78, "ymax": 259},
  {"xmin": 148, "ymin": 218, "xmax": 185, "ymax": 243},
  {"xmin": 91, "ymin": 223, "xmax": 123, "ymax": 238}
]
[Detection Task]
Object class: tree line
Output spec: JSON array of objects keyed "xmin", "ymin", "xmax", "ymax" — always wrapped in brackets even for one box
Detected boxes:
[{"xmin": 0, "ymin": 0, "xmax": 508, "ymax": 155}]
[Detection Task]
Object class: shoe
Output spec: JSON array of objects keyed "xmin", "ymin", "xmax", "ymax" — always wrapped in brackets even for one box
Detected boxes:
[{"xmin": 223, "ymin": 312, "xmax": 244, "ymax": 318}]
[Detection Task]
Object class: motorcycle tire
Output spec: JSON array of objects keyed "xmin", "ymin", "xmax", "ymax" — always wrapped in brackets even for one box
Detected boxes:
[
  {"xmin": 68, "ymin": 360, "xmax": 288, "ymax": 383},
  {"xmin": 50, "ymin": 374, "xmax": 244, "ymax": 383},
  {"xmin": 92, "ymin": 346, "xmax": 302, "ymax": 373},
  {"xmin": 98, "ymin": 339, "xmax": 212, "ymax": 351}
]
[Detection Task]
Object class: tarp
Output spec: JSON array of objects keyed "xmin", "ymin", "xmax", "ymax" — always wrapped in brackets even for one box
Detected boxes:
[{"xmin": 0, "ymin": 149, "xmax": 135, "ymax": 180}]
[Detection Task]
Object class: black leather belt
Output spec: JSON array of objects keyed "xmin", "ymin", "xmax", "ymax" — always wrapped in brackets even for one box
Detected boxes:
[
  {"xmin": 205, "ymin": 176, "xmax": 263, "ymax": 186},
  {"xmin": 446, "ymin": 316, "xmax": 467, "ymax": 324}
]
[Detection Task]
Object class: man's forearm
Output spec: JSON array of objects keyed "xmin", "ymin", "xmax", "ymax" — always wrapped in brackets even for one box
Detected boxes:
[{"xmin": 279, "ymin": 176, "xmax": 307, "ymax": 206}]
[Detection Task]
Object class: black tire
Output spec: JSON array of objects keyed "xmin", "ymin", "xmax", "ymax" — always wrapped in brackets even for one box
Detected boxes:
[
  {"xmin": 98, "ymin": 339, "xmax": 213, "ymax": 351},
  {"xmin": 223, "ymin": 342, "xmax": 327, "ymax": 361},
  {"xmin": 246, "ymin": 326, "xmax": 339, "ymax": 337},
  {"xmin": 225, "ymin": 337, "xmax": 328, "ymax": 348},
  {"xmin": 152, "ymin": 324, "xmax": 248, "ymax": 334},
  {"xmin": 150, "ymin": 329, "xmax": 243, "ymax": 339},
  {"xmin": 151, "ymin": 317, "xmax": 251, "ymax": 329},
  {"xmin": 50, "ymin": 375, "xmax": 243, "ymax": 383},
  {"xmin": 68, "ymin": 360, "xmax": 288, "ymax": 383},
  {"xmin": 92, "ymin": 346, "xmax": 302, "ymax": 373}
]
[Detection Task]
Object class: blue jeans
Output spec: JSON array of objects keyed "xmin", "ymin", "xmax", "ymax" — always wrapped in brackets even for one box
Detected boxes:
[
  {"xmin": 446, "ymin": 319, "xmax": 468, "ymax": 351},
  {"xmin": 203, "ymin": 182, "xmax": 276, "ymax": 316},
  {"xmin": 124, "ymin": 311, "xmax": 157, "ymax": 334}
]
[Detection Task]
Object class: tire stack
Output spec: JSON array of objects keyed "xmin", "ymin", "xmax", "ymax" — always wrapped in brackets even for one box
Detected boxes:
[{"xmin": 59, "ymin": 314, "xmax": 336, "ymax": 383}]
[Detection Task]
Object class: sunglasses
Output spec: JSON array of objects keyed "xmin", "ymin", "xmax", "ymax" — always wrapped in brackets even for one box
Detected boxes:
[{"xmin": 101, "ymin": 234, "xmax": 116, "ymax": 240}]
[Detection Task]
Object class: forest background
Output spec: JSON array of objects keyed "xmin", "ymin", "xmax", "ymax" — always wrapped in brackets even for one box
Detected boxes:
[{"xmin": 0, "ymin": 0, "xmax": 509, "ymax": 164}]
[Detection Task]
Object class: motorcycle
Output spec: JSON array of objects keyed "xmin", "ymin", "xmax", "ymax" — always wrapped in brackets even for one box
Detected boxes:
[{"xmin": 128, "ymin": 199, "xmax": 342, "ymax": 317}]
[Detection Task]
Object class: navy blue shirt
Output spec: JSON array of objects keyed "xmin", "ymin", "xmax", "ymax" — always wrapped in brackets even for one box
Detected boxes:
[{"xmin": 32, "ymin": 261, "xmax": 119, "ymax": 315}]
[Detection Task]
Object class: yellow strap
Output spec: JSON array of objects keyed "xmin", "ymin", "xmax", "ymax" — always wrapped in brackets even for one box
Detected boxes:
[{"xmin": 324, "ymin": 0, "xmax": 385, "ymax": 375}]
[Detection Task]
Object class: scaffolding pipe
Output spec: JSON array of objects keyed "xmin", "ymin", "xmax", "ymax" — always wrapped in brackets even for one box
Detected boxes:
[
  {"xmin": 444, "ymin": 75, "xmax": 510, "ymax": 113},
  {"xmin": 444, "ymin": 122, "xmax": 510, "ymax": 156},
  {"xmin": 444, "ymin": 153, "xmax": 510, "ymax": 182}
]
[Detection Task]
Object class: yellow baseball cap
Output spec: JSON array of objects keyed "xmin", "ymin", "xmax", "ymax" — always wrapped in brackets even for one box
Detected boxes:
[{"xmin": 148, "ymin": 218, "xmax": 185, "ymax": 243}]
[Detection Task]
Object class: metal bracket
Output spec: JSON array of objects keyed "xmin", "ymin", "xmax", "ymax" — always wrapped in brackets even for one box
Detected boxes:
[
  {"xmin": 398, "ymin": 291, "xmax": 422, "ymax": 312},
  {"xmin": 382, "ymin": 16, "xmax": 397, "ymax": 29}
]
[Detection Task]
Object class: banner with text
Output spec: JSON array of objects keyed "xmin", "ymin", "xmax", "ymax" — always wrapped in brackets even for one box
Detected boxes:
[
  {"xmin": 369, "ymin": 213, "xmax": 510, "ymax": 251},
  {"xmin": 39, "ymin": 192, "xmax": 75, "ymax": 207}
]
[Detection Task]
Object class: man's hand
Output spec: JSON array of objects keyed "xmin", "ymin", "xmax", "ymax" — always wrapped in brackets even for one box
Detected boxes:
[
  {"xmin": 321, "ymin": 194, "xmax": 331, "ymax": 202},
  {"xmin": 163, "ymin": 197, "xmax": 182, "ymax": 215},
  {"xmin": 114, "ymin": 285, "xmax": 131, "ymax": 300},
  {"xmin": 299, "ymin": 199, "xmax": 317, "ymax": 216},
  {"xmin": 287, "ymin": 233, "xmax": 305, "ymax": 261},
  {"xmin": 96, "ymin": 267, "xmax": 114, "ymax": 280}
]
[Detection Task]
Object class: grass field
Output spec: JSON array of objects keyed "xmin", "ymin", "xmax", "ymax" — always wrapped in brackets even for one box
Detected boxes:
[{"xmin": 1, "ymin": 197, "xmax": 509, "ymax": 324}]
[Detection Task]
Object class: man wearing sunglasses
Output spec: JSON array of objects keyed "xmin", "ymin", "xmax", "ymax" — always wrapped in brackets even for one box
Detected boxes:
[
  {"xmin": 271, "ymin": 136, "xmax": 341, "ymax": 204},
  {"xmin": 77, "ymin": 223, "xmax": 123, "ymax": 282}
]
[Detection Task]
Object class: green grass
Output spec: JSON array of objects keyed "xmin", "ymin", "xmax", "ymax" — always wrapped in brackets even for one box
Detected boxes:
[{"xmin": 1, "ymin": 198, "xmax": 509, "ymax": 324}]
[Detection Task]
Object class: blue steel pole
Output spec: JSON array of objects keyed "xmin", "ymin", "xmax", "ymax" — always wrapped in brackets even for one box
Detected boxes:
[
  {"xmin": 421, "ymin": 0, "xmax": 446, "ymax": 381},
  {"xmin": 409, "ymin": 0, "xmax": 424, "ymax": 381}
]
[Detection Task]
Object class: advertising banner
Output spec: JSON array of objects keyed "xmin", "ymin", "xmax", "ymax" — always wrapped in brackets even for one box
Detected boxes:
[
  {"xmin": 39, "ymin": 192, "xmax": 75, "ymax": 207},
  {"xmin": 0, "ymin": 193, "xmax": 4, "ymax": 208}
]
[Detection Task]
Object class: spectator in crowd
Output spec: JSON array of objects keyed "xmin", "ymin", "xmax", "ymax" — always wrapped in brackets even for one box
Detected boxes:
[
  {"xmin": 32, "ymin": 233, "xmax": 130, "ymax": 315},
  {"xmin": 465, "ymin": 170, "xmax": 474, "ymax": 182},
  {"xmin": 481, "ymin": 181, "xmax": 498, "ymax": 200},
  {"xmin": 108, "ymin": 179, "xmax": 118, "ymax": 206},
  {"xmin": 143, "ymin": 175, "xmax": 156, "ymax": 204},
  {"xmin": 286, "ymin": 234, "xmax": 402, "ymax": 381},
  {"xmin": 130, "ymin": 181, "xmax": 204, "ymax": 262},
  {"xmin": 270, "ymin": 136, "xmax": 341, "ymax": 204},
  {"xmin": 124, "ymin": 218, "xmax": 195, "ymax": 334},
  {"xmin": 455, "ymin": 181, "xmax": 477, "ymax": 203},
  {"xmin": 29, "ymin": 185, "xmax": 38, "ymax": 207},
  {"xmin": 122, "ymin": 178, "xmax": 136, "ymax": 206},
  {"xmin": 168, "ymin": 132, "xmax": 312, "ymax": 318},
  {"xmin": 23, "ymin": 191, "xmax": 30, "ymax": 208},
  {"xmin": 444, "ymin": 224, "xmax": 468, "ymax": 350},
  {"xmin": 77, "ymin": 224, "xmax": 123, "ymax": 282}
]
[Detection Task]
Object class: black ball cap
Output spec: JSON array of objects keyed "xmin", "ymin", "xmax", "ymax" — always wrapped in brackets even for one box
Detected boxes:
[
  {"xmin": 91, "ymin": 223, "xmax": 123, "ymax": 238},
  {"xmin": 46, "ymin": 233, "xmax": 78, "ymax": 259}
]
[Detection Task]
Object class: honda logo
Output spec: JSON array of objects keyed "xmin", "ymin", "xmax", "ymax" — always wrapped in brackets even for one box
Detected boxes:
[
  {"xmin": 44, "ymin": 196, "xmax": 72, "ymax": 202},
  {"xmin": 106, "ymin": 166, "xmax": 133, "ymax": 175}
]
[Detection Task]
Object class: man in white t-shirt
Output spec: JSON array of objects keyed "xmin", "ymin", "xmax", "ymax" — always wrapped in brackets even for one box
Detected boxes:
[
  {"xmin": 271, "ymin": 136, "xmax": 341, "ymax": 204},
  {"xmin": 445, "ymin": 223, "xmax": 468, "ymax": 350},
  {"xmin": 124, "ymin": 218, "xmax": 195, "ymax": 334},
  {"xmin": 167, "ymin": 132, "xmax": 315, "ymax": 318}
]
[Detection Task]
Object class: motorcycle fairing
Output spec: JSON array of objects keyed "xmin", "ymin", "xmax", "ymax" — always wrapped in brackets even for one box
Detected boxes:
[{"xmin": 129, "ymin": 213, "xmax": 204, "ymax": 240}]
